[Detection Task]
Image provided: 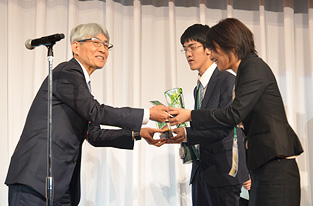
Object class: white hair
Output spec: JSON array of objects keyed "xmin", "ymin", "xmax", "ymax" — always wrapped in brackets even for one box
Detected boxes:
[{"xmin": 70, "ymin": 23, "xmax": 110, "ymax": 43}]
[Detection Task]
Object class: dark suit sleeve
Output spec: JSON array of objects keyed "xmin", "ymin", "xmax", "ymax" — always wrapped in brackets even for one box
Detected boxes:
[
  {"xmin": 187, "ymin": 70, "xmax": 235, "ymax": 145},
  {"xmin": 186, "ymin": 127, "xmax": 230, "ymax": 145},
  {"xmin": 53, "ymin": 61, "xmax": 143, "ymax": 131},
  {"xmin": 191, "ymin": 59, "xmax": 267, "ymax": 130},
  {"xmin": 87, "ymin": 122, "xmax": 134, "ymax": 149}
]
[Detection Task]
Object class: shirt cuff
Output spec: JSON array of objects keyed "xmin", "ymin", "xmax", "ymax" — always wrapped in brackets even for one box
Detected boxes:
[{"xmin": 142, "ymin": 109, "xmax": 150, "ymax": 125}]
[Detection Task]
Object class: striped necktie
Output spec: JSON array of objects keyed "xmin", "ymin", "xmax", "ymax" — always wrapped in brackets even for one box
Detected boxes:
[
  {"xmin": 87, "ymin": 81, "xmax": 92, "ymax": 93},
  {"xmin": 197, "ymin": 81, "xmax": 205, "ymax": 109},
  {"xmin": 195, "ymin": 80, "xmax": 205, "ymax": 157}
]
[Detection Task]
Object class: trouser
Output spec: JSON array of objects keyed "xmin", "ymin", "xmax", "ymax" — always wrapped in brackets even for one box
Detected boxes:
[
  {"xmin": 8, "ymin": 184, "xmax": 72, "ymax": 206},
  {"xmin": 192, "ymin": 169, "xmax": 242, "ymax": 206}
]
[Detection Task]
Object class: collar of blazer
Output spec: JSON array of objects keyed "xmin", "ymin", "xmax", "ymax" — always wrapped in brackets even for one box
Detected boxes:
[{"xmin": 199, "ymin": 67, "xmax": 221, "ymax": 109}]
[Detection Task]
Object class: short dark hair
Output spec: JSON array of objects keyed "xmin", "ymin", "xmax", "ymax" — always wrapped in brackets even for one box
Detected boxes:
[
  {"xmin": 180, "ymin": 24, "xmax": 210, "ymax": 48},
  {"xmin": 206, "ymin": 18, "xmax": 256, "ymax": 59}
]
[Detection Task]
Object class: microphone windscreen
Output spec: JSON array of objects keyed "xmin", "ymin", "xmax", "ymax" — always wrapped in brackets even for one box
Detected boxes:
[{"xmin": 25, "ymin": 39, "xmax": 34, "ymax": 50}]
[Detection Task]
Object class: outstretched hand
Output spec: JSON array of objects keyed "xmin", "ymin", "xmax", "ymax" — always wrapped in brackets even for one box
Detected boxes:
[
  {"xmin": 140, "ymin": 127, "xmax": 167, "ymax": 147},
  {"xmin": 149, "ymin": 105, "xmax": 171, "ymax": 122},
  {"xmin": 167, "ymin": 128, "xmax": 185, "ymax": 144},
  {"xmin": 168, "ymin": 107, "xmax": 192, "ymax": 126}
]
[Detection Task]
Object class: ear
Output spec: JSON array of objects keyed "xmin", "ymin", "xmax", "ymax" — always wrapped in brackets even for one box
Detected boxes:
[
  {"xmin": 205, "ymin": 48, "xmax": 211, "ymax": 56},
  {"xmin": 71, "ymin": 42, "xmax": 80, "ymax": 56}
]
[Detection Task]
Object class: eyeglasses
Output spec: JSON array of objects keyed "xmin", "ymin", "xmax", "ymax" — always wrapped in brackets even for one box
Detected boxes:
[
  {"xmin": 180, "ymin": 45, "xmax": 202, "ymax": 54},
  {"xmin": 77, "ymin": 37, "xmax": 113, "ymax": 50}
]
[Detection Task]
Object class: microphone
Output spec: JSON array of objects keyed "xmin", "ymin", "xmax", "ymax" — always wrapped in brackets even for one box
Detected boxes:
[{"xmin": 25, "ymin": 33, "xmax": 65, "ymax": 50}]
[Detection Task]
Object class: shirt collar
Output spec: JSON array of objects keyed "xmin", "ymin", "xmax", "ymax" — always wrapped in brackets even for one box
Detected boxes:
[
  {"xmin": 198, "ymin": 62, "xmax": 216, "ymax": 88},
  {"xmin": 74, "ymin": 58, "xmax": 90, "ymax": 85}
]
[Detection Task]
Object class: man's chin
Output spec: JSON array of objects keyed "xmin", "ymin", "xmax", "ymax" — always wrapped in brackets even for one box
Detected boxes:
[
  {"xmin": 217, "ymin": 67, "xmax": 228, "ymax": 71},
  {"xmin": 190, "ymin": 67, "xmax": 198, "ymax": 71}
]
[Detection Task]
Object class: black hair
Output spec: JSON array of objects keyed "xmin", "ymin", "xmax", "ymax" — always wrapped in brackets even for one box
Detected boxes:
[
  {"xmin": 206, "ymin": 18, "xmax": 256, "ymax": 60},
  {"xmin": 180, "ymin": 24, "xmax": 210, "ymax": 48}
]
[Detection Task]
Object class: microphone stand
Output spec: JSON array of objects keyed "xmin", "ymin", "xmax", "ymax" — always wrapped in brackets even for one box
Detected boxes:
[
  {"xmin": 46, "ymin": 44, "xmax": 54, "ymax": 206},
  {"xmin": 26, "ymin": 34, "xmax": 64, "ymax": 205}
]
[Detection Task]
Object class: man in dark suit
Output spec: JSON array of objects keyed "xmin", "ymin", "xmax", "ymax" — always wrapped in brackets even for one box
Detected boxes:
[
  {"xmin": 168, "ymin": 24, "xmax": 249, "ymax": 206},
  {"xmin": 169, "ymin": 18, "xmax": 303, "ymax": 206},
  {"xmin": 5, "ymin": 23, "xmax": 169, "ymax": 206}
]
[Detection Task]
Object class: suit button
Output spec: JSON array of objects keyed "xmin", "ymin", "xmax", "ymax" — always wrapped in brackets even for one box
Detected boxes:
[{"xmin": 73, "ymin": 160, "xmax": 77, "ymax": 164}]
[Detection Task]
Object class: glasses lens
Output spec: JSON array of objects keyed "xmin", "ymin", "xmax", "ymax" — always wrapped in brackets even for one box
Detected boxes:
[{"xmin": 92, "ymin": 39, "xmax": 102, "ymax": 47}]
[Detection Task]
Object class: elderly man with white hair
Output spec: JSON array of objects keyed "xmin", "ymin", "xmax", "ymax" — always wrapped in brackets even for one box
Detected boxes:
[{"xmin": 5, "ymin": 23, "xmax": 169, "ymax": 206}]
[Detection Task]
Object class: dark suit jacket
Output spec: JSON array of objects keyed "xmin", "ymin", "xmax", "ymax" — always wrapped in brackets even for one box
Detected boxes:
[
  {"xmin": 5, "ymin": 58, "xmax": 143, "ymax": 205},
  {"xmin": 191, "ymin": 54, "xmax": 303, "ymax": 170},
  {"xmin": 187, "ymin": 67, "xmax": 249, "ymax": 188}
]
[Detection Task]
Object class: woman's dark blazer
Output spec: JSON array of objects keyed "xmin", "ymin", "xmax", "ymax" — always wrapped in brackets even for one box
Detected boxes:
[{"xmin": 190, "ymin": 53, "xmax": 303, "ymax": 170}]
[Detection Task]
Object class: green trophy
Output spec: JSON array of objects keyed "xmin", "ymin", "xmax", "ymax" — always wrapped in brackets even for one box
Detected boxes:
[
  {"xmin": 164, "ymin": 88, "xmax": 200, "ymax": 164},
  {"xmin": 150, "ymin": 100, "xmax": 173, "ymax": 139}
]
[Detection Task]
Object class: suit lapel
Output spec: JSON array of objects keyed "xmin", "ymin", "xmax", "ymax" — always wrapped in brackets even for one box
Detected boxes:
[
  {"xmin": 193, "ymin": 87, "xmax": 198, "ymax": 110},
  {"xmin": 200, "ymin": 67, "xmax": 220, "ymax": 109}
]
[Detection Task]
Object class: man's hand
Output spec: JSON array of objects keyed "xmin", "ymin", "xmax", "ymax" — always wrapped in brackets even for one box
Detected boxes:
[
  {"xmin": 242, "ymin": 176, "xmax": 251, "ymax": 190},
  {"xmin": 167, "ymin": 128, "xmax": 185, "ymax": 144},
  {"xmin": 168, "ymin": 108, "xmax": 192, "ymax": 126},
  {"xmin": 149, "ymin": 105, "xmax": 170, "ymax": 122},
  {"xmin": 140, "ymin": 127, "xmax": 167, "ymax": 147}
]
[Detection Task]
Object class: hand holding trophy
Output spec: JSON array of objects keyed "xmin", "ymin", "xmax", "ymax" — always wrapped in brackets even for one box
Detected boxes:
[
  {"xmin": 164, "ymin": 88, "xmax": 199, "ymax": 164},
  {"xmin": 140, "ymin": 127, "xmax": 167, "ymax": 147}
]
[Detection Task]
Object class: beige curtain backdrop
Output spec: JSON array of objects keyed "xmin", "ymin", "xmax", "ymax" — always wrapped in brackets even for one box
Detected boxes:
[{"xmin": 1, "ymin": 0, "xmax": 312, "ymax": 205}]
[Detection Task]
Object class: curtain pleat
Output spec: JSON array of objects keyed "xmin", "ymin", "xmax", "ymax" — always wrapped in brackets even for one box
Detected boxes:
[{"xmin": 1, "ymin": 0, "xmax": 312, "ymax": 205}]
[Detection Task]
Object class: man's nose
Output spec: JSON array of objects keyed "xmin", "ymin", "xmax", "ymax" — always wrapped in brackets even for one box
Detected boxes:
[
  {"xmin": 98, "ymin": 45, "xmax": 106, "ymax": 53},
  {"xmin": 185, "ymin": 50, "xmax": 192, "ymax": 57}
]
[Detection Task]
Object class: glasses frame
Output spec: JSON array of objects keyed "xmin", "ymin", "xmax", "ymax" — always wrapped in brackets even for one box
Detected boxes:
[
  {"xmin": 180, "ymin": 45, "xmax": 202, "ymax": 54},
  {"xmin": 77, "ymin": 37, "xmax": 113, "ymax": 50}
]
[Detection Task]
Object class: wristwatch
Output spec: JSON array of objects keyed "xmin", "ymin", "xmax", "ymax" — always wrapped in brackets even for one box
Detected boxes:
[
  {"xmin": 179, "ymin": 146, "xmax": 186, "ymax": 159},
  {"xmin": 132, "ymin": 131, "xmax": 141, "ymax": 141}
]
